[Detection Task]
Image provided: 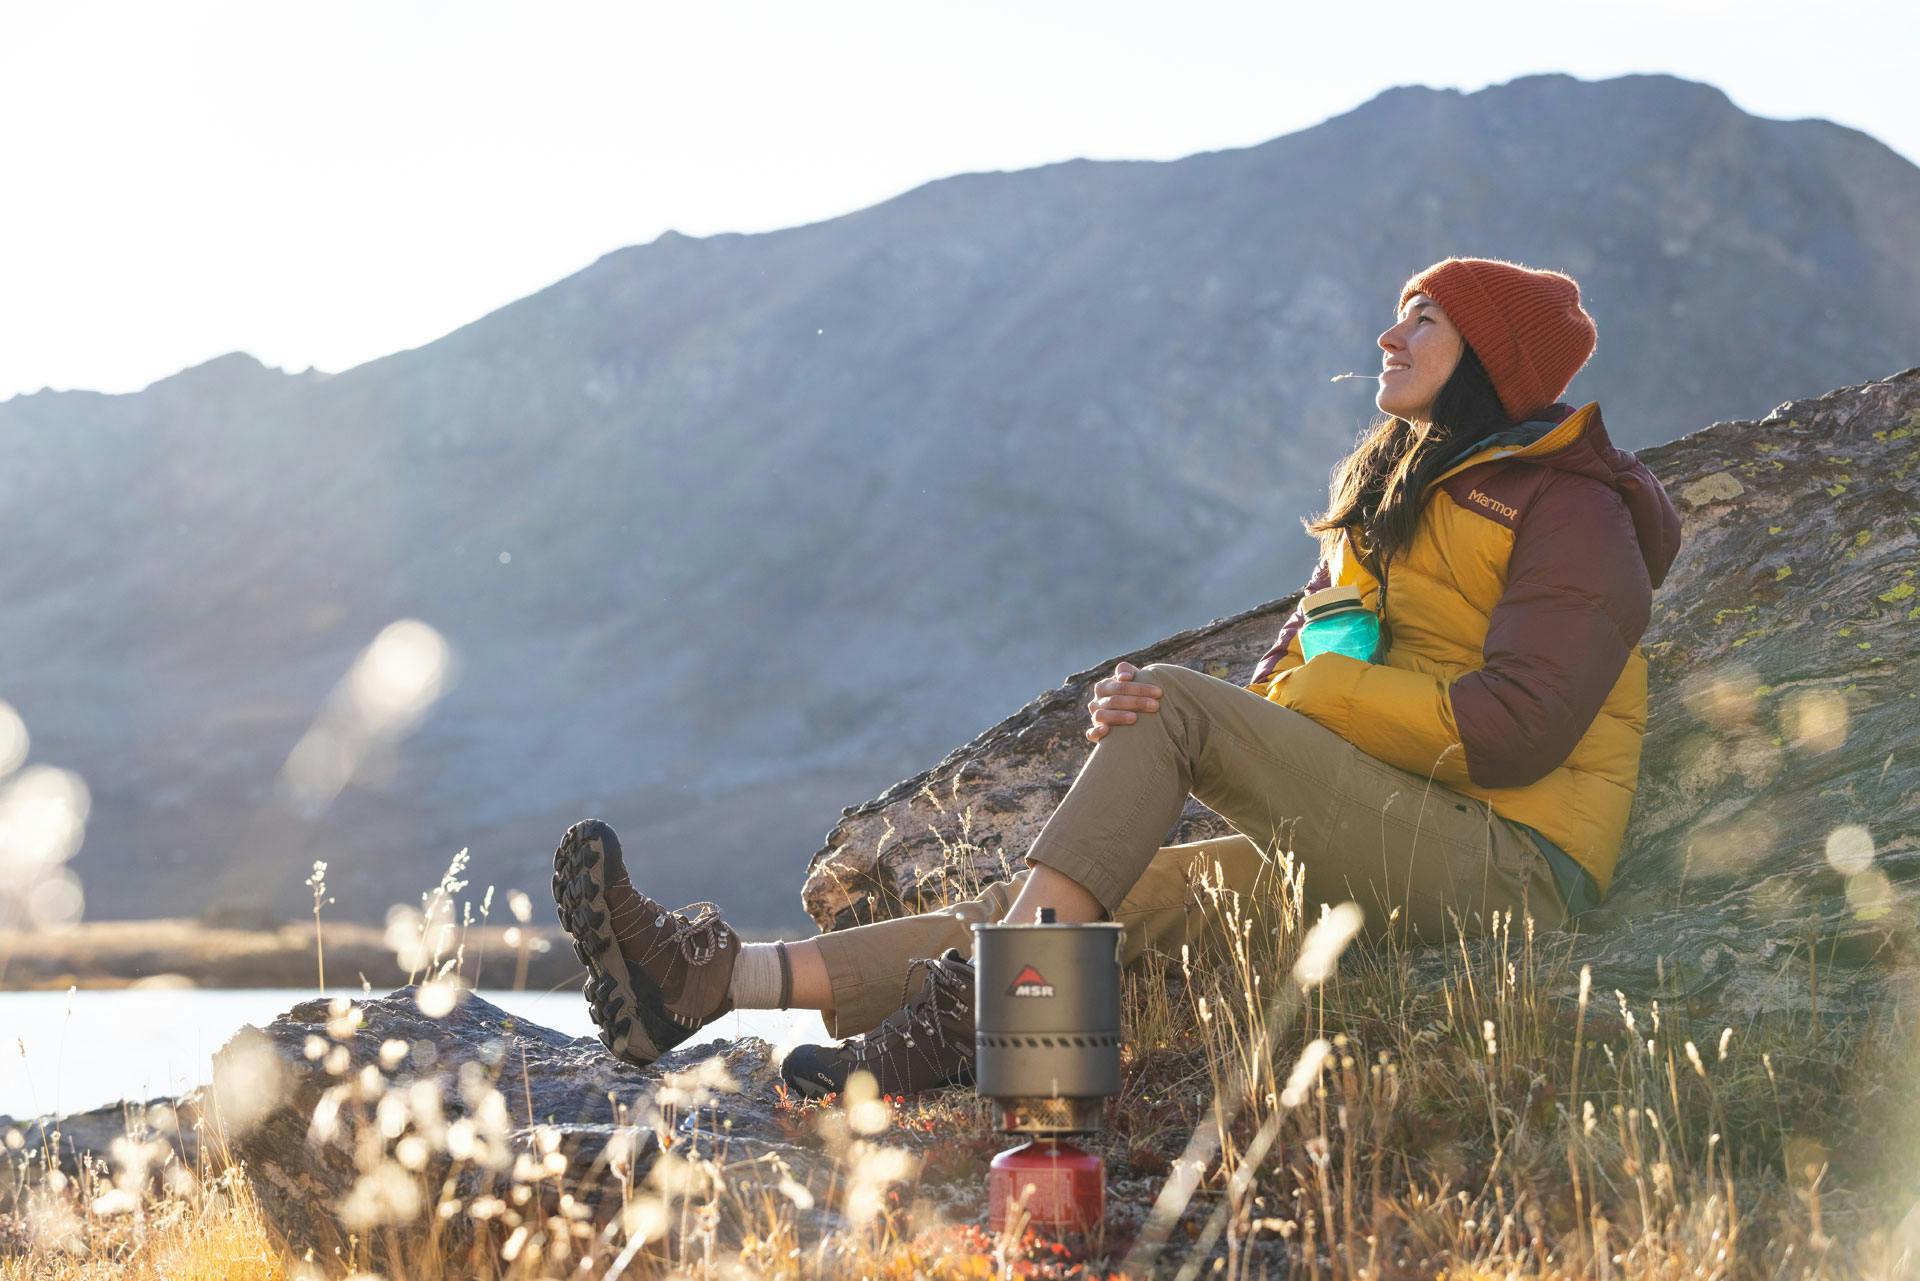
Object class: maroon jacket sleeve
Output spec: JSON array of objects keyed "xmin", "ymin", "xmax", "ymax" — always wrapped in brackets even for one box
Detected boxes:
[
  {"xmin": 1250, "ymin": 557, "xmax": 1332, "ymax": 688},
  {"xmin": 1448, "ymin": 474, "xmax": 1652, "ymax": 788}
]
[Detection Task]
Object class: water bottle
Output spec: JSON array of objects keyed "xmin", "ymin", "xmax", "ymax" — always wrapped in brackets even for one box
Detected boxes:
[{"xmin": 1298, "ymin": 585, "xmax": 1381, "ymax": 663}]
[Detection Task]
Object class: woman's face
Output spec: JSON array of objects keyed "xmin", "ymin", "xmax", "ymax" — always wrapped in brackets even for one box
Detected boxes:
[{"xmin": 1376, "ymin": 292, "xmax": 1464, "ymax": 425}]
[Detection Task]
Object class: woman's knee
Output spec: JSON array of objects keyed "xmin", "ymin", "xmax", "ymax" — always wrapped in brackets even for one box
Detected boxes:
[{"xmin": 1139, "ymin": 662, "xmax": 1205, "ymax": 702}]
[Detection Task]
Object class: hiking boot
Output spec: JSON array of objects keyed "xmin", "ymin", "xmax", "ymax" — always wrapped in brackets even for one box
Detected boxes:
[
  {"xmin": 551, "ymin": 818, "xmax": 740, "ymax": 1068},
  {"xmin": 781, "ymin": 948, "xmax": 976, "ymax": 1099}
]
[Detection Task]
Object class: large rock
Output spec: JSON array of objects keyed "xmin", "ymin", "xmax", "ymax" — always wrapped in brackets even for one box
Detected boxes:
[
  {"xmin": 1570, "ymin": 366, "xmax": 1919, "ymax": 1015},
  {"xmin": 804, "ymin": 366, "xmax": 1920, "ymax": 1017},
  {"xmin": 210, "ymin": 987, "xmax": 833, "ymax": 1264},
  {"xmin": 0, "ymin": 1095, "xmax": 201, "ymax": 1202},
  {"xmin": 15, "ymin": 987, "xmax": 982, "ymax": 1265},
  {"xmin": 799, "ymin": 600, "xmax": 1297, "ymax": 931}
]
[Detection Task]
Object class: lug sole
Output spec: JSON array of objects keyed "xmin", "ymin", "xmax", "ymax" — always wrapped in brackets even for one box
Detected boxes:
[{"xmin": 550, "ymin": 819, "xmax": 696, "ymax": 1068}]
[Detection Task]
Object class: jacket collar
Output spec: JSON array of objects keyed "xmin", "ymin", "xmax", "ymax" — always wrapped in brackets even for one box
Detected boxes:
[
  {"xmin": 1426, "ymin": 401, "xmax": 1584, "ymax": 488},
  {"xmin": 1426, "ymin": 402, "xmax": 1684, "ymax": 588}
]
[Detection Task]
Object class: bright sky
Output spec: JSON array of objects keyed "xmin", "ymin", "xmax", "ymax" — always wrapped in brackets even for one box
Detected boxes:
[{"xmin": 2, "ymin": 0, "xmax": 1912, "ymax": 402}]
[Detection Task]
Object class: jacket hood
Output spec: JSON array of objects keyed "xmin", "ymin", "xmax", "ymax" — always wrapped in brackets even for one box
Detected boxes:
[{"xmin": 1448, "ymin": 401, "xmax": 1684, "ymax": 589}]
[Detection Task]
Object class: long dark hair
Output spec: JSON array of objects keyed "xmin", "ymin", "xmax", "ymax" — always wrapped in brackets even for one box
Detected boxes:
[{"xmin": 1305, "ymin": 341, "xmax": 1512, "ymax": 573}]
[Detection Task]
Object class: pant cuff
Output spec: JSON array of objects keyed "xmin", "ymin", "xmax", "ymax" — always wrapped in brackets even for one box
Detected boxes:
[
  {"xmin": 811, "ymin": 928, "xmax": 911, "ymax": 1039},
  {"xmin": 1025, "ymin": 844, "xmax": 1132, "ymax": 918}
]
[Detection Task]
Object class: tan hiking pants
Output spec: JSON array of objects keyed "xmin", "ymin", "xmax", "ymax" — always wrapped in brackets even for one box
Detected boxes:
[{"xmin": 813, "ymin": 661, "xmax": 1566, "ymax": 1036}]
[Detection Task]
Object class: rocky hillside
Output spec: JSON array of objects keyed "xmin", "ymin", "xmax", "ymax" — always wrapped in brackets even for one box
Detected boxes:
[
  {"xmin": 803, "ymin": 366, "xmax": 1920, "ymax": 1017},
  {"xmin": 4, "ymin": 71, "xmax": 1918, "ymax": 929}
]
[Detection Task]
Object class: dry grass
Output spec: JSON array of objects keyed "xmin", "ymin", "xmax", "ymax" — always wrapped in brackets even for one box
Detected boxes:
[
  {"xmin": 4, "ymin": 812, "xmax": 1919, "ymax": 1279},
  {"xmin": 0, "ymin": 1118, "xmax": 285, "ymax": 1281}
]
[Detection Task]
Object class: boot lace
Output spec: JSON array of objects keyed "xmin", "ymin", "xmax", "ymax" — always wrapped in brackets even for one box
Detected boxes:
[
  {"xmin": 852, "ymin": 954, "xmax": 973, "ymax": 1064},
  {"xmin": 654, "ymin": 901, "xmax": 729, "ymax": 966}
]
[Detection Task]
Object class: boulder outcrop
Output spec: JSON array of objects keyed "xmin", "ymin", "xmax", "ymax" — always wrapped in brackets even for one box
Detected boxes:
[
  {"xmin": 803, "ymin": 367, "xmax": 1920, "ymax": 1018},
  {"xmin": 212, "ymin": 987, "xmax": 829, "ymax": 1264}
]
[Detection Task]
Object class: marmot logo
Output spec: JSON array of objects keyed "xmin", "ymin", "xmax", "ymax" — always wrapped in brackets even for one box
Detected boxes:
[
  {"xmin": 1467, "ymin": 488, "xmax": 1519, "ymax": 521},
  {"xmin": 1007, "ymin": 965, "xmax": 1055, "ymax": 998}
]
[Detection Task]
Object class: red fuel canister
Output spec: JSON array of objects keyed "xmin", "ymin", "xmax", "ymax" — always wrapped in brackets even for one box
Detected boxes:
[{"xmin": 987, "ymin": 1138, "xmax": 1104, "ymax": 1235}]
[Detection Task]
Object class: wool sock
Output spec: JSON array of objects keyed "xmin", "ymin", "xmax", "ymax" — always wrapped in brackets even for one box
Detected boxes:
[{"xmin": 728, "ymin": 942, "xmax": 789, "ymax": 1009}]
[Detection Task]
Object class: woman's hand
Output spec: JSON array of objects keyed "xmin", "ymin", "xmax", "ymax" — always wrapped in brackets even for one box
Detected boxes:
[{"xmin": 1085, "ymin": 662, "xmax": 1163, "ymax": 744}]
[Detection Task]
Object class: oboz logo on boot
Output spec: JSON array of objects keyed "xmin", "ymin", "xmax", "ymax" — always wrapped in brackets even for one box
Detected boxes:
[{"xmin": 1007, "ymin": 965, "xmax": 1055, "ymax": 998}]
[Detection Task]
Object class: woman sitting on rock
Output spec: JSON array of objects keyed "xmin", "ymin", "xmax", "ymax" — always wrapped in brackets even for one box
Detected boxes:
[{"xmin": 550, "ymin": 255, "xmax": 1683, "ymax": 1099}]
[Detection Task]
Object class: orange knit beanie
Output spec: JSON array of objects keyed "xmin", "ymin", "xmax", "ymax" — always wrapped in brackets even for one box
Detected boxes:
[{"xmin": 1397, "ymin": 256, "xmax": 1597, "ymax": 421}]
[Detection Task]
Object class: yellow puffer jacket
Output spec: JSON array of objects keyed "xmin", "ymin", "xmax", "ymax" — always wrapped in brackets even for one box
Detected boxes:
[{"xmin": 1247, "ymin": 401, "xmax": 1682, "ymax": 893}]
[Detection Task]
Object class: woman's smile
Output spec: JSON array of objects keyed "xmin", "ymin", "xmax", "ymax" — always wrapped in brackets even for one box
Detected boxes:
[{"xmin": 1375, "ymin": 294, "xmax": 1462, "ymax": 422}]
